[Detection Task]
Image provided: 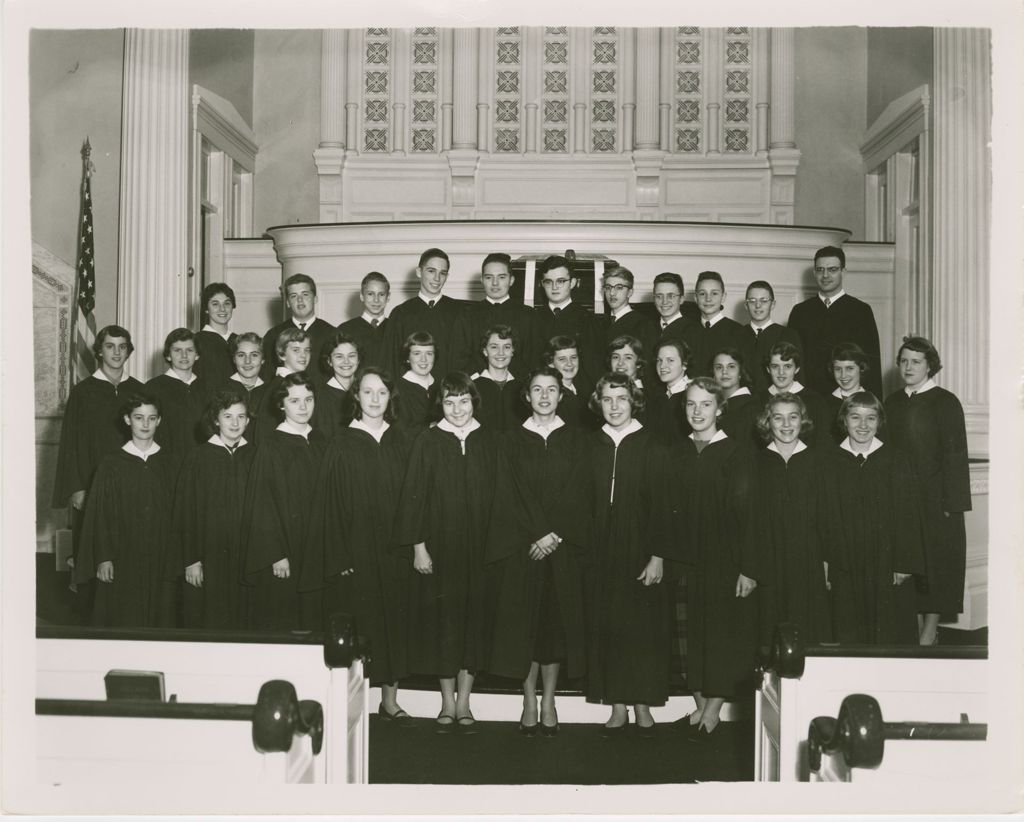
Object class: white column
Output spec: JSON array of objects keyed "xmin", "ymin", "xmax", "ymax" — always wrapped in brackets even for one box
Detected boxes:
[
  {"xmin": 768, "ymin": 27, "xmax": 800, "ymax": 224},
  {"xmin": 705, "ymin": 29, "xmax": 722, "ymax": 155},
  {"xmin": 634, "ymin": 28, "xmax": 659, "ymax": 150},
  {"xmin": 391, "ymin": 29, "xmax": 409, "ymax": 156},
  {"xmin": 754, "ymin": 27, "xmax": 770, "ymax": 156},
  {"xmin": 571, "ymin": 27, "xmax": 588, "ymax": 154},
  {"xmin": 452, "ymin": 28, "xmax": 479, "ymax": 149},
  {"xmin": 932, "ymin": 28, "xmax": 990, "ymax": 456},
  {"xmin": 117, "ymin": 29, "xmax": 190, "ymax": 379},
  {"xmin": 345, "ymin": 29, "xmax": 361, "ymax": 153},
  {"xmin": 440, "ymin": 28, "xmax": 454, "ymax": 151},
  {"xmin": 658, "ymin": 28, "xmax": 673, "ymax": 151},
  {"xmin": 315, "ymin": 30, "xmax": 347, "ymax": 223},
  {"xmin": 523, "ymin": 27, "xmax": 542, "ymax": 154}
]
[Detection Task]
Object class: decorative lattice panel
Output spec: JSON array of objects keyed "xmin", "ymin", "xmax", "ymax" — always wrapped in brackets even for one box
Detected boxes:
[
  {"xmin": 362, "ymin": 28, "xmax": 391, "ymax": 152},
  {"xmin": 590, "ymin": 27, "xmax": 618, "ymax": 152},
  {"xmin": 410, "ymin": 27, "xmax": 439, "ymax": 153},
  {"xmin": 673, "ymin": 26, "xmax": 702, "ymax": 154},
  {"xmin": 542, "ymin": 27, "xmax": 570, "ymax": 153},
  {"xmin": 723, "ymin": 27, "xmax": 752, "ymax": 154},
  {"xmin": 493, "ymin": 27, "xmax": 522, "ymax": 153}
]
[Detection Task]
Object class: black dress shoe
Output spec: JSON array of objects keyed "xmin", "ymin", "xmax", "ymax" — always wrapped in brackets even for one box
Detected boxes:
[
  {"xmin": 518, "ymin": 720, "xmax": 538, "ymax": 737},
  {"xmin": 688, "ymin": 722, "xmax": 724, "ymax": 744},
  {"xmin": 636, "ymin": 721, "xmax": 656, "ymax": 738},
  {"xmin": 540, "ymin": 721, "xmax": 559, "ymax": 737},
  {"xmin": 599, "ymin": 718, "xmax": 628, "ymax": 738},
  {"xmin": 378, "ymin": 704, "xmax": 413, "ymax": 725},
  {"xmin": 673, "ymin": 713, "xmax": 701, "ymax": 737}
]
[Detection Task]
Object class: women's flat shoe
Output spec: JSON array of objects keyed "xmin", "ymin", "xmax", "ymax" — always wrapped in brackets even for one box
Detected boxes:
[
  {"xmin": 456, "ymin": 715, "xmax": 479, "ymax": 735},
  {"xmin": 378, "ymin": 704, "xmax": 412, "ymax": 724},
  {"xmin": 435, "ymin": 713, "xmax": 456, "ymax": 734},
  {"xmin": 636, "ymin": 721, "xmax": 656, "ymax": 738}
]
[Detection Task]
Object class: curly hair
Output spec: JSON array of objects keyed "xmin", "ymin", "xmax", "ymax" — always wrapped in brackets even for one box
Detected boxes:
[
  {"xmin": 755, "ymin": 392, "xmax": 813, "ymax": 444},
  {"xmin": 589, "ymin": 371, "xmax": 645, "ymax": 417}
]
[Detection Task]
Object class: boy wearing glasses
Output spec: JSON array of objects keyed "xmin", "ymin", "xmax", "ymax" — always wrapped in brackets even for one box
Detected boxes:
[
  {"xmin": 535, "ymin": 255, "xmax": 601, "ymax": 383},
  {"xmin": 787, "ymin": 246, "xmax": 882, "ymax": 397},
  {"xmin": 599, "ymin": 266, "xmax": 658, "ymax": 363},
  {"xmin": 738, "ymin": 280, "xmax": 802, "ymax": 395},
  {"xmin": 652, "ymin": 271, "xmax": 700, "ymax": 342}
]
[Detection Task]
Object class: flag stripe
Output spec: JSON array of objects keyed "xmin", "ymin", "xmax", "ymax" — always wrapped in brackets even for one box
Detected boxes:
[{"xmin": 72, "ymin": 144, "xmax": 97, "ymax": 384}]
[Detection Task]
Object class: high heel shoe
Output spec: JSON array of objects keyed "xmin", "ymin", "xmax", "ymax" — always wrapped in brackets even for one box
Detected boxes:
[
  {"xmin": 518, "ymin": 713, "xmax": 539, "ymax": 737},
  {"xmin": 540, "ymin": 709, "xmax": 559, "ymax": 737},
  {"xmin": 599, "ymin": 715, "xmax": 629, "ymax": 738}
]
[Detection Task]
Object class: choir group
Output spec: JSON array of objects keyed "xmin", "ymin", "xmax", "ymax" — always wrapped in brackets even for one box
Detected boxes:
[{"xmin": 52, "ymin": 246, "xmax": 972, "ymax": 739}]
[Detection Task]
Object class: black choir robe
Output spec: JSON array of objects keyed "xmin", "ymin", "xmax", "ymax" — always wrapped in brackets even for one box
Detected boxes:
[
  {"xmin": 72, "ymin": 448, "xmax": 176, "ymax": 628},
  {"xmin": 738, "ymin": 323, "xmax": 803, "ymax": 395},
  {"xmin": 719, "ymin": 390, "xmax": 761, "ymax": 451},
  {"xmin": 485, "ymin": 423, "xmax": 591, "ymax": 680},
  {"xmin": 586, "ymin": 426, "xmax": 678, "ymax": 707},
  {"xmin": 242, "ymin": 427, "xmax": 328, "ymax": 631},
  {"xmin": 884, "ymin": 387, "xmax": 972, "ymax": 614},
  {"xmin": 261, "ymin": 317, "xmax": 336, "ymax": 383},
  {"xmin": 644, "ymin": 388, "xmax": 691, "ymax": 445},
  {"xmin": 452, "ymin": 299, "xmax": 545, "ymax": 377},
  {"xmin": 682, "ymin": 314, "xmax": 748, "ymax": 377},
  {"xmin": 787, "ymin": 294, "xmax": 882, "ymax": 398},
  {"xmin": 672, "ymin": 434, "xmax": 760, "ymax": 698},
  {"xmin": 472, "ymin": 374, "xmax": 527, "ymax": 434},
  {"xmin": 382, "ymin": 294, "xmax": 465, "ymax": 379},
  {"xmin": 534, "ymin": 301, "xmax": 603, "ymax": 383},
  {"xmin": 755, "ymin": 446, "xmax": 832, "ymax": 646},
  {"xmin": 143, "ymin": 374, "xmax": 211, "ymax": 470},
  {"xmin": 194, "ymin": 329, "xmax": 237, "ymax": 390},
  {"xmin": 599, "ymin": 308, "xmax": 660, "ymax": 365},
  {"xmin": 173, "ymin": 440, "xmax": 254, "ymax": 629},
  {"xmin": 337, "ymin": 315, "xmax": 389, "ymax": 370},
  {"xmin": 656, "ymin": 314, "xmax": 698, "ymax": 347},
  {"xmin": 821, "ymin": 444, "xmax": 924, "ymax": 643},
  {"xmin": 52, "ymin": 374, "xmax": 145, "ymax": 505},
  {"xmin": 394, "ymin": 425, "xmax": 499, "ymax": 676},
  {"xmin": 824, "ymin": 390, "xmax": 853, "ymax": 444},
  {"xmin": 555, "ymin": 380, "xmax": 599, "ymax": 430},
  {"xmin": 394, "ymin": 376, "xmax": 436, "ymax": 437},
  {"xmin": 301, "ymin": 425, "xmax": 412, "ymax": 685},
  {"xmin": 311, "ymin": 382, "xmax": 356, "ymax": 440}
]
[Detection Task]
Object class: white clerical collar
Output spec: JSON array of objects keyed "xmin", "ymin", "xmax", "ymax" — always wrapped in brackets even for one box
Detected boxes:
[
  {"xmin": 905, "ymin": 378, "xmax": 937, "ymax": 397},
  {"xmin": 277, "ymin": 421, "xmax": 312, "ymax": 439},
  {"xmin": 402, "ymin": 370, "xmax": 434, "ymax": 389},
  {"xmin": 562, "ymin": 380, "xmax": 577, "ymax": 394},
  {"xmin": 231, "ymin": 373, "xmax": 265, "ymax": 388},
  {"xmin": 92, "ymin": 368, "xmax": 126, "ymax": 386},
  {"xmin": 666, "ymin": 375, "xmax": 691, "ymax": 396},
  {"xmin": 610, "ymin": 304, "xmax": 633, "ymax": 320},
  {"xmin": 471, "ymin": 370, "xmax": 514, "ymax": 383},
  {"xmin": 437, "ymin": 417, "xmax": 481, "ymax": 441},
  {"xmin": 549, "ymin": 299, "xmax": 572, "ymax": 311},
  {"xmin": 832, "ymin": 385, "xmax": 861, "ymax": 399},
  {"xmin": 769, "ymin": 380, "xmax": 805, "ymax": 396},
  {"xmin": 819, "ymin": 290, "xmax": 846, "ymax": 305},
  {"xmin": 418, "ymin": 292, "xmax": 443, "ymax": 305},
  {"xmin": 701, "ymin": 310, "xmax": 726, "ymax": 328},
  {"xmin": 749, "ymin": 320, "xmax": 776, "ymax": 332},
  {"xmin": 122, "ymin": 440, "xmax": 161, "ymax": 460},
  {"xmin": 164, "ymin": 368, "xmax": 197, "ymax": 386},
  {"xmin": 689, "ymin": 428, "xmax": 728, "ymax": 446},
  {"xmin": 208, "ymin": 434, "xmax": 248, "ymax": 451},
  {"xmin": 602, "ymin": 417, "xmax": 643, "ymax": 446},
  {"xmin": 659, "ymin": 312, "xmax": 682, "ymax": 328},
  {"xmin": 361, "ymin": 311, "xmax": 387, "ymax": 324},
  {"xmin": 730, "ymin": 386, "xmax": 752, "ymax": 398},
  {"xmin": 350, "ymin": 417, "xmax": 389, "ymax": 443},
  {"xmin": 840, "ymin": 436, "xmax": 884, "ymax": 458},
  {"xmin": 291, "ymin": 316, "xmax": 317, "ymax": 329},
  {"xmin": 485, "ymin": 296, "xmax": 510, "ymax": 305},
  {"xmin": 202, "ymin": 324, "xmax": 232, "ymax": 340},
  {"xmin": 767, "ymin": 439, "xmax": 808, "ymax": 458},
  {"xmin": 276, "ymin": 366, "xmax": 296, "ymax": 378},
  {"xmin": 523, "ymin": 416, "xmax": 565, "ymax": 440},
  {"xmin": 327, "ymin": 376, "xmax": 351, "ymax": 391}
]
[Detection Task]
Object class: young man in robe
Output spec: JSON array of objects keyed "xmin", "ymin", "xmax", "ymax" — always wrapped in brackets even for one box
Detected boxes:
[
  {"xmin": 337, "ymin": 271, "xmax": 391, "ymax": 369},
  {"xmin": 262, "ymin": 273, "xmax": 336, "ymax": 383}
]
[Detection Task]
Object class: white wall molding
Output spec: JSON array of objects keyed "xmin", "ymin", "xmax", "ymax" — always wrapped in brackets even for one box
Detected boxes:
[
  {"xmin": 860, "ymin": 83, "xmax": 930, "ymax": 173},
  {"xmin": 192, "ymin": 85, "xmax": 257, "ymax": 171}
]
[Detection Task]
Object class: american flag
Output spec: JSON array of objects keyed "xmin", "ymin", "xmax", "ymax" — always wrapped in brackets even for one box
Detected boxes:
[{"xmin": 73, "ymin": 138, "xmax": 97, "ymax": 382}]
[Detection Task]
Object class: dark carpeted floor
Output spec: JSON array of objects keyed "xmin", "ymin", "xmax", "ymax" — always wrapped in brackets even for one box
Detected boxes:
[{"xmin": 368, "ymin": 714, "xmax": 755, "ymax": 785}]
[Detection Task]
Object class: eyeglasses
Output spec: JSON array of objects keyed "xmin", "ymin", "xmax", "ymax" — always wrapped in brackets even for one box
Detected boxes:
[
  {"xmin": 813, "ymin": 266, "xmax": 842, "ymax": 275},
  {"xmin": 654, "ymin": 294, "xmax": 681, "ymax": 303},
  {"xmin": 603, "ymin": 284, "xmax": 631, "ymax": 294},
  {"xmin": 542, "ymin": 278, "xmax": 571, "ymax": 287},
  {"xmin": 745, "ymin": 298, "xmax": 773, "ymax": 306}
]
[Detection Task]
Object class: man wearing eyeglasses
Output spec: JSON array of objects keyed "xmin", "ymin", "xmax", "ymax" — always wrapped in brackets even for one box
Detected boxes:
[
  {"xmin": 651, "ymin": 271, "xmax": 701, "ymax": 343},
  {"xmin": 738, "ymin": 280, "xmax": 803, "ymax": 394},
  {"xmin": 534, "ymin": 256, "xmax": 601, "ymax": 375},
  {"xmin": 787, "ymin": 246, "xmax": 882, "ymax": 397},
  {"xmin": 599, "ymin": 266, "xmax": 658, "ymax": 365}
]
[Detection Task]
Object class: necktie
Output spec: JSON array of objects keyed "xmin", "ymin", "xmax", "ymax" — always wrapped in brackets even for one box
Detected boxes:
[
  {"xmin": 371, "ymin": 319, "xmax": 379, "ymax": 328},
  {"xmin": 666, "ymin": 389, "xmax": 672, "ymax": 399},
  {"xmin": 704, "ymin": 320, "xmax": 711, "ymax": 330},
  {"xmin": 298, "ymin": 322, "xmax": 307, "ymax": 331},
  {"xmin": 428, "ymin": 300, "xmax": 436, "ymax": 309},
  {"xmin": 823, "ymin": 298, "xmax": 831, "ymax": 309},
  {"xmin": 909, "ymin": 390, "xmax": 917, "ymax": 397},
  {"xmin": 754, "ymin": 327, "xmax": 761, "ymax": 337},
  {"xmin": 553, "ymin": 307, "xmax": 562, "ymax": 316},
  {"xmin": 661, "ymin": 320, "xmax": 669, "ymax": 331},
  {"xmin": 856, "ymin": 453, "xmax": 865, "ymax": 465}
]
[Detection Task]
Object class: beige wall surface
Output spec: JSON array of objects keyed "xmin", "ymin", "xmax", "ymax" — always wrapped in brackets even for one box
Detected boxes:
[
  {"xmin": 252, "ymin": 29, "xmax": 321, "ymax": 233},
  {"xmin": 793, "ymin": 27, "xmax": 868, "ymax": 239},
  {"xmin": 190, "ymin": 29, "xmax": 256, "ymax": 128},
  {"xmin": 30, "ymin": 29, "xmax": 125, "ymax": 329},
  {"xmin": 866, "ymin": 27, "xmax": 933, "ymax": 127}
]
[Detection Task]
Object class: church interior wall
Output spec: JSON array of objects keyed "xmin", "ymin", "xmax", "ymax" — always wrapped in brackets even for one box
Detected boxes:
[
  {"xmin": 793, "ymin": 27, "xmax": 868, "ymax": 239},
  {"xmin": 252, "ymin": 29, "xmax": 322, "ymax": 233},
  {"xmin": 30, "ymin": 29, "xmax": 124, "ymax": 329},
  {"xmin": 189, "ymin": 29, "xmax": 256, "ymax": 130},
  {"xmin": 866, "ymin": 27, "xmax": 934, "ymax": 127}
]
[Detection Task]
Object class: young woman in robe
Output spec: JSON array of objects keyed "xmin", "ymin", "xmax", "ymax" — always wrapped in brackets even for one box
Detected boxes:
[
  {"xmin": 302, "ymin": 367, "xmax": 414, "ymax": 721},
  {"xmin": 824, "ymin": 392, "xmax": 924, "ymax": 644},
  {"xmin": 486, "ymin": 367, "xmax": 591, "ymax": 736},
  {"xmin": 174, "ymin": 390, "xmax": 254, "ymax": 629},
  {"xmin": 314, "ymin": 331, "xmax": 361, "ymax": 438},
  {"xmin": 672, "ymin": 378, "xmax": 760, "ymax": 741},
  {"xmin": 73, "ymin": 393, "xmax": 176, "ymax": 628},
  {"xmin": 712, "ymin": 347, "xmax": 760, "ymax": 451},
  {"xmin": 542, "ymin": 335, "xmax": 596, "ymax": 429},
  {"xmin": 757, "ymin": 341, "xmax": 832, "ymax": 450},
  {"xmin": 395, "ymin": 372, "xmax": 498, "ymax": 733},
  {"xmin": 255, "ymin": 327, "xmax": 311, "ymax": 441},
  {"xmin": 144, "ymin": 328, "xmax": 211, "ymax": 471},
  {"xmin": 395, "ymin": 331, "xmax": 438, "ymax": 436},
  {"xmin": 219, "ymin": 333, "xmax": 268, "ymax": 441},
  {"xmin": 193, "ymin": 282, "xmax": 238, "ymax": 390},
  {"xmin": 883, "ymin": 337, "xmax": 971, "ymax": 646},
  {"xmin": 825, "ymin": 343, "xmax": 870, "ymax": 443},
  {"xmin": 586, "ymin": 372, "xmax": 676, "ymax": 737},
  {"xmin": 472, "ymin": 324, "xmax": 526, "ymax": 433},
  {"xmin": 753, "ymin": 393, "xmax": 832, "ymax": 646},
  {"xmin": 646, "ymin": 338, "xmax": 693, "ymax": 443},
  {"xmin": 242, "ymin": 372, "xmax": 327, "ymax": 631}
]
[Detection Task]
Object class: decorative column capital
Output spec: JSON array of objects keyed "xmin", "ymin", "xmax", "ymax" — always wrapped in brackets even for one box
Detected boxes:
[
  {"xmin": 632, "ymin": 149, "xmax": 666, "ymax": 210},
  {"xmin": 447, "ymin": 149, "xmax": 480, "ymax": 209}
]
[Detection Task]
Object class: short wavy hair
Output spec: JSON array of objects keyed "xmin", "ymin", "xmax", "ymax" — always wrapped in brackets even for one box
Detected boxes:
[
  {"xmin": 120, "ymin": 391, "xmax": 162, "ymax": 419},
  {"xmin": 711, "ymin": 347, "xmax": 753, "ymax": 389},
  {"xmin": 402, "ymin": 330, "xmax": 436, "ymax": 367},
  {"xmin": 520, "ymin": 365, "xmax": 564, "ymax": 407},
  {"xmin": 589, "ymin": 371, "xmax": 646, "ymax": 417},
  {"xmin": 480, "ymin": 323, "xmax": 516, "ymax": 353},
  {"xmin": 655, "ymin": 338, "xmax": 694, "ymax": 378},
  {"xmin": 275, "ymin": 326, "xmax": 310, "ymax": 361},
  {"xmin": 320, "ymin": 330, "xmax": 362, "ymax": 376},
  {"xmin": 768, "ymin": 340, "xmax": 803, "ymax": 372},
  {"xmin": 271, "ymin": 372, "xmax": 316, "ymax": 422},
  {"xmin": 434, "ymin": 371, "xmax": 481, "ymax": 416},
  {"xmin": 201, "ymin": 389, "xmax": 250, "ymax": 436},
  {"xmin": 93, "ymin": 325, "xmax": 135, "ymax": 359},
  {"xmin": 351, "ymin": 366, "xmax": 398, "ymax": 424},
  {"xmin": 755, "ymin": 391, "xmax": 813, "ymax": 444},
  {"xmin": 605, "ymin": 334, "xmax": 646, "ymax": 378},
  {"xmin": 685, "ymin": 376, "xmax": 727, "ymax": 415},
  {"xmin": 830, "ymin": 342, "xmax": 870, "ymax": 374},
  {"xmin": 162, "ymin": 328, "xmax": 196, "ymax": 361},
  {"xmin": 897, "ymin": 335, "xmax": 942, "ymax": 377},
  {"xmin": 838, "ymin": 390, "xmax": 886, "ymax": 429},
  {"xmin": 230, "ymin": 331, "xmax": 263, "ymax": 356}
]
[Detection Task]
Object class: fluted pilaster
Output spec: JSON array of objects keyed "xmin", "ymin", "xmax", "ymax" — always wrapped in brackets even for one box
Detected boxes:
[
  {"xmin": 453, "ymin": 28, "xmax": 479, "ymax": 149},
  {"xmin": 117, "ymin": 29, "xmax": 189, "ymax": 378},
  {"xmin": 769, "ymin": 28, "xmax": 796, "ymax": 148},
  {"xmin": 320, "ymin": 30, "xmax": 346, "ymax": 148},
  {"xmin": 932, "ymin": 28, "xmax": 990, "ymax": 455},
  {"xmin": 634, "ymin": 28, "xmax": 659, "ymax": 151}
]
